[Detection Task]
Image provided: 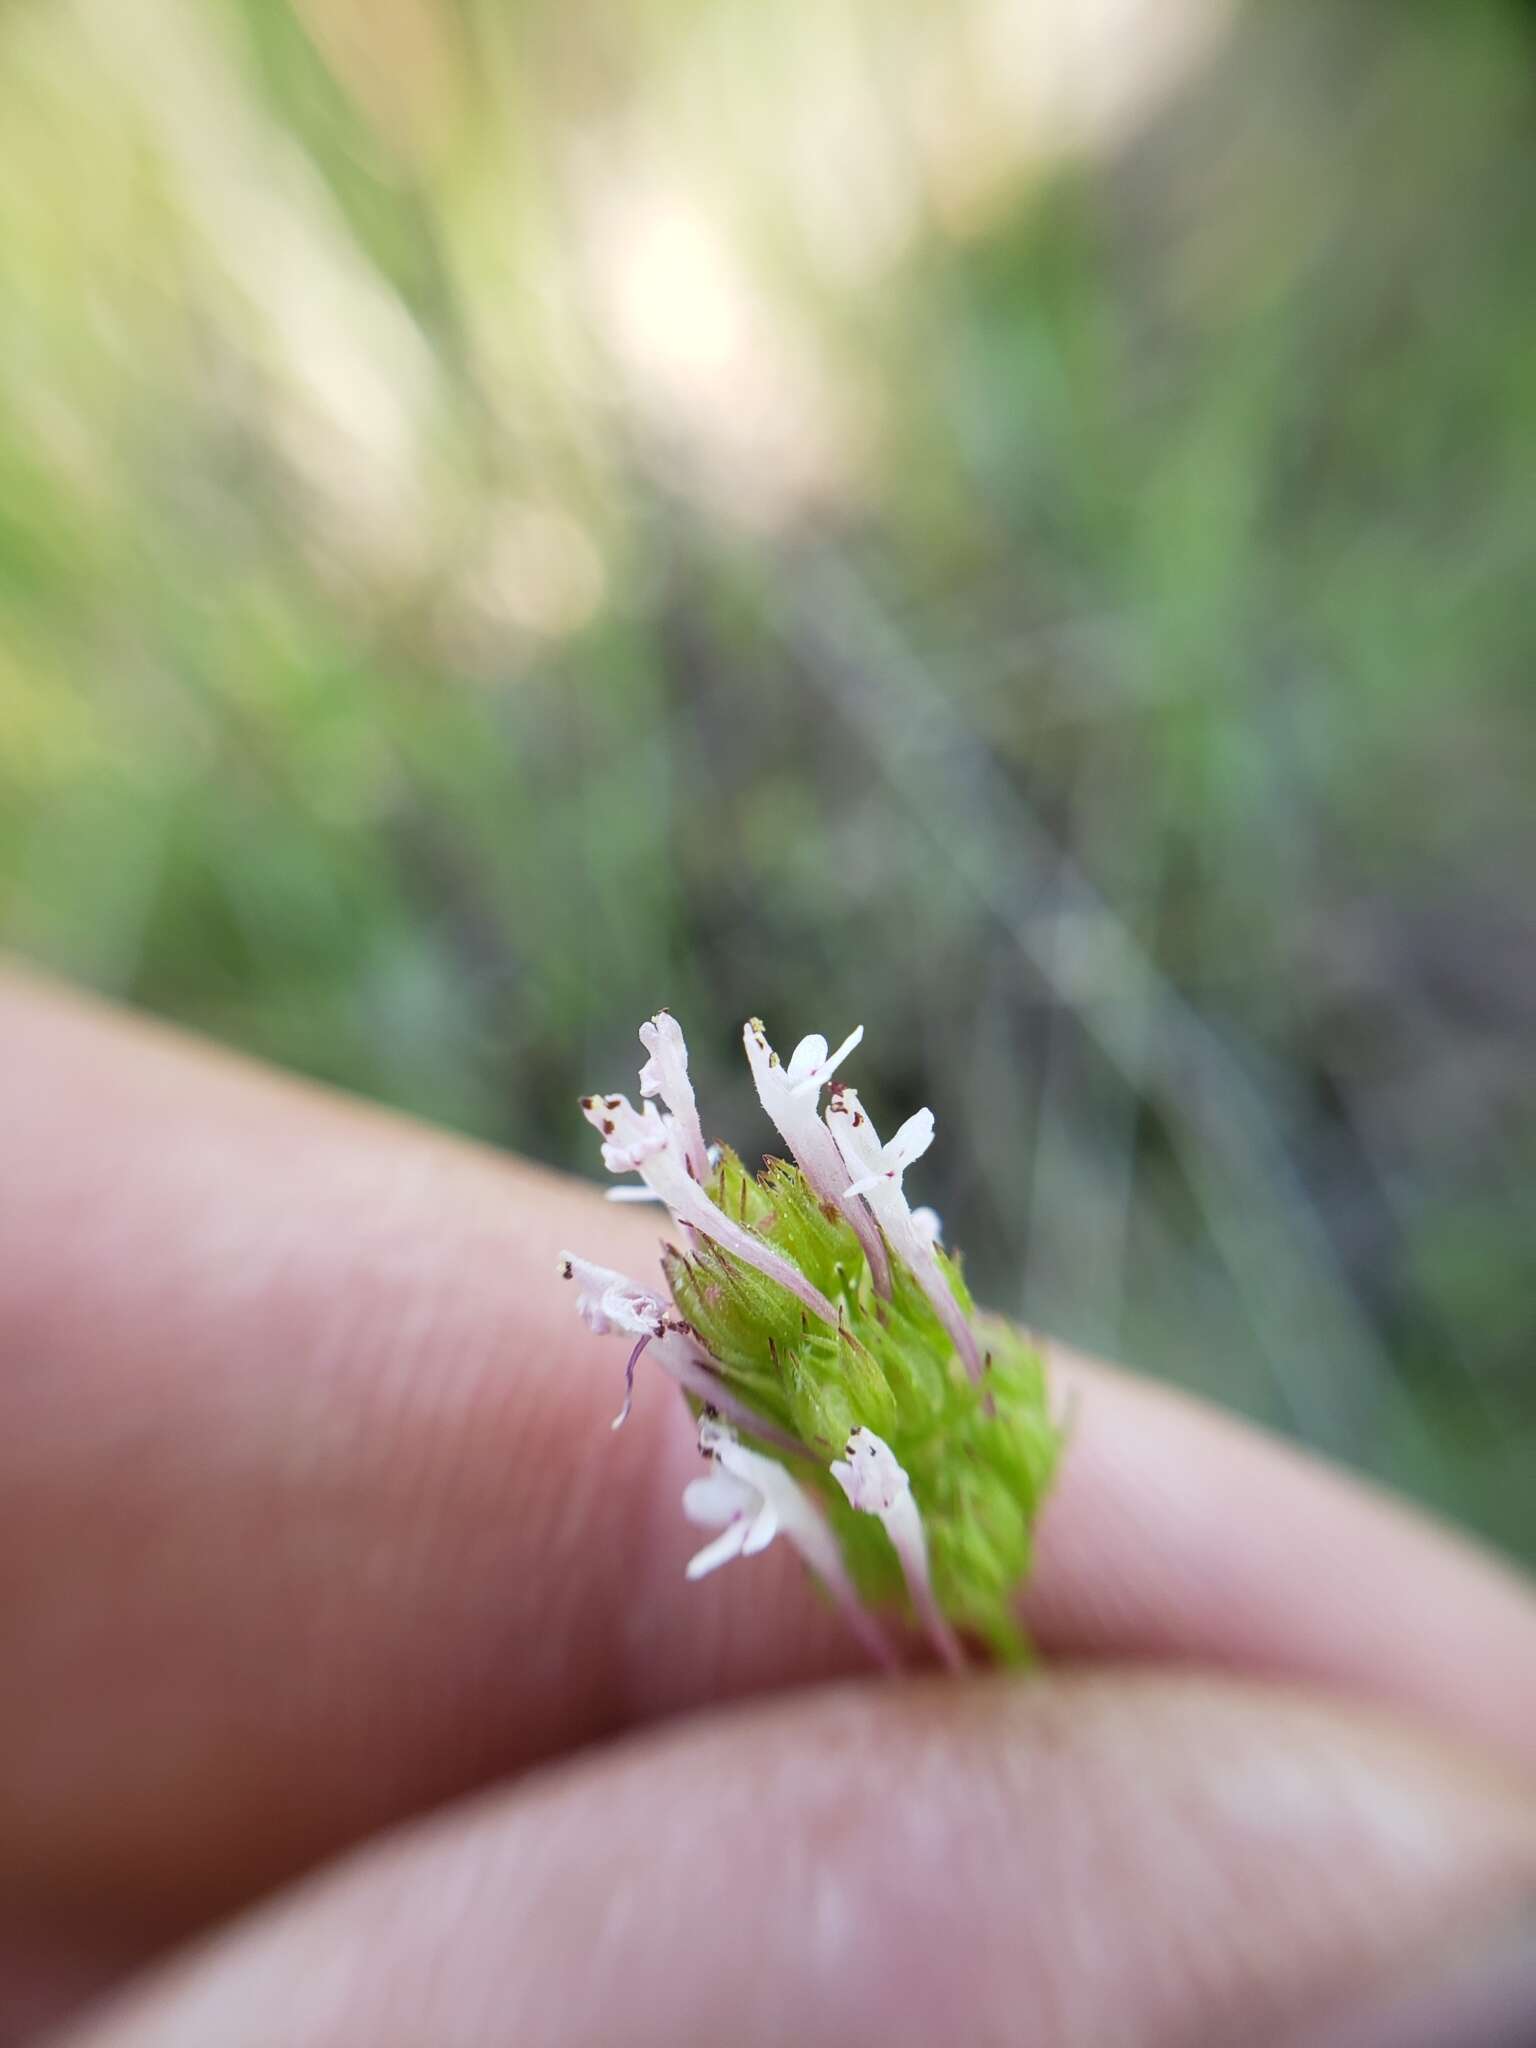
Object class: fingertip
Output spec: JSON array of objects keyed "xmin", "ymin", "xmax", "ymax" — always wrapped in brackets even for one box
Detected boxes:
[
  {"xmin": 54, "ymin": 1672, "xmax": 1536, "ymax": 2048},
  {"xmin": 1027, "ymin": 1343, "xmax": 1536, "ymax": 1775}
]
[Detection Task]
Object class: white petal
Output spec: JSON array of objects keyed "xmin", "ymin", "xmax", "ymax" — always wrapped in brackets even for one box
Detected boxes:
[
  {"xmin": 637, "ymin": 1011, "xmax": 687, "ymax": 1098},
  {"xmin": 785, "ymin": 1033, "xmax": 829, "ymax": 1085},
  {"xmin": 685, "ymin": 1518, "xmax": 752, "ymax": 1580},
  {"xmin": 582, "ymin": 1092, "xmax": 670, "ymax": 1175},
  {"xmin": 825, "ymin": 1086, "xmax": 884, "ymax": 1177},
  {"xmin": 600, "ymin": 1289, "xmax": 663, "ymax": 1338},
  {"xmin": 830, "ymin": 1428, "xmax": 910, "ymax": 1517},
  {"xmin": 887, "ymin": 1107, "xmax": 936, "ymax": 1173},
  {"xmin": 910, "ymin": 1205, "xmax": 943, "ymax": 1245},
  {"xmin": 786, "ymin": 1024, "xmax": 864, "ymax": 1096},
  {"xmin": 682, "ymin": 1468, "xmax": 758, "ymax": 1529},
  {"xmin": 558, "ymin": 1253, "xmax": 665, "ymax": 1338},
  {"xmin": 815, "ymin": 1024, "xmax": 864, "ymax": 1085},
  {"xmin": 740, "ymin": 1495, "xmax": 780, "ymax": 1556},
  {"xmin": 708, "ymin": 1430, "xmax": 838, "ymax": 1578}
]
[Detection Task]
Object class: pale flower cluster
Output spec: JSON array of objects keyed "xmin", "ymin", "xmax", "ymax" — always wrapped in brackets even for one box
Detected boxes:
[{"xmin": 561, "ymin": 1011, "xmax": 981, "ymax": 1667}]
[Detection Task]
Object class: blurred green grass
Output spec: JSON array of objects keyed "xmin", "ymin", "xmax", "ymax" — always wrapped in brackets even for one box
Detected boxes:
[{"xmin": 2, "ymin": 0, "xmax": 1533, "ymax": 1560}]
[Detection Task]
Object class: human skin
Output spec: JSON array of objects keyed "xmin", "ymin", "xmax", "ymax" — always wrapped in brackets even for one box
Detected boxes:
[{"xmin": 1, "ymin": 969, "xmax": 1534, "ymax": 2045}]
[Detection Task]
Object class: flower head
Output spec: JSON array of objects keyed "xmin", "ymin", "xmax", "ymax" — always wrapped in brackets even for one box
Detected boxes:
[{"xmin": 563, "ymin": 1011, "xmax": 1062, "ymax": 1669}]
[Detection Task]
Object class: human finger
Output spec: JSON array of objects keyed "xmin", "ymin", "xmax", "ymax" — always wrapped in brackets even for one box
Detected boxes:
[{"xmin": 51, "ymin": 1670, "xmax": 1536, "ymax": 2048}]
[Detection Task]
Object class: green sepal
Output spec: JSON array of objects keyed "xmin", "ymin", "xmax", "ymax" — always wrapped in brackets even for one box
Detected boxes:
[
  {"xmin": 859, "ymin": 1293, "xmax": 951, "ymax": 1424},
  {"xmin": 705, "ymin": 1144, "xmax": 776, "ymax": 1231},
  {"xmin": 783, "ymin": 1322, "xmax": 899, "ymax": 1455},
  {"xmin": 754, "ymin": 1156, "xmax": 862, "ymax": 1305},
  {"xmin": 662, "ymin": 1241, "xmax": 803, "ymax": 1414}
]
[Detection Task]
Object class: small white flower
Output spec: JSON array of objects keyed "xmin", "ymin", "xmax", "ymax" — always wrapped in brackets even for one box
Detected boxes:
[
  {"xmin": 581, "ymin": 1092, "xmax": 672, "ymax": 1177},
  {"xmin": 681, "ymin": 1463, "xmax": 779, "ymax": 1578},
  {"xmin": 683, "ymin": 1416, "xmax": 897, "ymax": 1667},
  {"xmin": 683, "ymin": 1415, "xmax": 830, "ymax": 1580},
  {"xmin": 782, "ymin": 1026, "xmax": 864, "ymax": 1096},
  {"xmin": 829, "ymin": 1425, "xmax": 911, "ymax": 1517},
  {"xmin": 831, "ymin": 1427, "xmax": 964, "ymax": 1670},
  {"xmin": 560, "ymin": 1252, "xmax": 809, "ymax": 1444},
  {"xmin": 638, "ymin": 1010, "xmax": 710, "ymax": 1181},
  {"xmin": 604, "ymin": 1139, "xmax": 720, "ymax": 1204},
  {"xmin": 826, "ymin": 1088, "xmax": 980, "ymax": 1379},
  {"xmin": 582, "ymin": 1082, "xmax": 840, "ymax": 1327},
  {"xmin": 839, "ymin": 1106, "xmax": 935, "ymax": 1198},
  {"xmin": 558, "ymin": 1254, "xmax": 669, "ymax": 1427},
  {"xmin": 743, "ymin": 1019, "xmax": 891, "ymax": 1295},
  {"xmin": 558, "ymin": 1254, "xmax": 666, "ymax": 1340}
]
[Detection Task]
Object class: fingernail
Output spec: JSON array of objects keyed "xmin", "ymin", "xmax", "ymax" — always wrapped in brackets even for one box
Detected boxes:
[{"xmin": 1285, "ymin": 1906, "xmax": 1536, "ymax": 2048}]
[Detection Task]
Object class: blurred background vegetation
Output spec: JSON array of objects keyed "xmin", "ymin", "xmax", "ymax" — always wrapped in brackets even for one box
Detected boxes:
[{"xmin": 2, "ymin": 0, "xmax": 1533, "ymax": 1561}]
